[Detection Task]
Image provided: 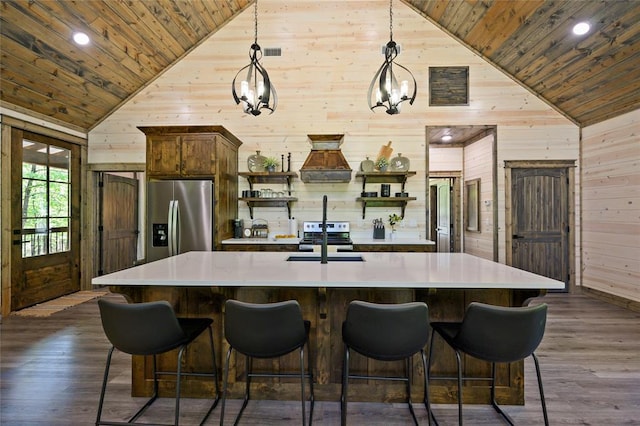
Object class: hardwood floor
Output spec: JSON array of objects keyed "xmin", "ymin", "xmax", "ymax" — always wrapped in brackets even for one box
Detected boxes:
[{"xmin": 1, "ymin": 291, "xmax": 639, "ymax": 425}]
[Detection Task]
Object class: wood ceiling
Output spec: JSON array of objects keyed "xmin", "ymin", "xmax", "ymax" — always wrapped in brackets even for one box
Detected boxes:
[{"xmin": 1, "ymin": 0, "xmax": 639, "ymax": 133}]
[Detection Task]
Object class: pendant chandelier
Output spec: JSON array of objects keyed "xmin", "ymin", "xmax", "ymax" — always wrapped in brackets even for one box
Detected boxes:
[
  {"xmin": 367, "ymin": 0, "xmax": 417, "ymax": 115},
  {"xmin": 232, "ymin": 0, "xmax": 277, "ymax": 115}
]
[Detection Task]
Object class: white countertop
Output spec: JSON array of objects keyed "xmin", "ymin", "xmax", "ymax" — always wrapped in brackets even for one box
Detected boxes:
[
  {"xmin": 352, "ymin": 237, "xmax": 435, "ymax": 245},
  {"xmin": 92, "ymin": 251, "xmax": 564, "ymax": 290},
  {"xmin": 222, "ymin": 237, "xmax": 300, "ymax": 244},
  {"xmin": 221, "ymin": 237, "xmax": 435, "ymax": 245}
]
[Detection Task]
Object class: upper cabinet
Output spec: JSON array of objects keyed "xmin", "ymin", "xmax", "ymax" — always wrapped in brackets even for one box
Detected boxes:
[{"xmin": 140, "ymin": 126, "xmax": 242, "ymax": 179}]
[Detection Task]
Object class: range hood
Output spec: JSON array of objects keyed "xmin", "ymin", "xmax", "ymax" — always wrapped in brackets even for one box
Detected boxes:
[{"xmin": 300, "ymin": 134, "xmax": 352, "ymax": 183}]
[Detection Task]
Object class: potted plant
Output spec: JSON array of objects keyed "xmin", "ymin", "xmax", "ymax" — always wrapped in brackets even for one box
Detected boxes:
[
  {"xmin": 388, "ymin": 213, "xmax": 402, "ymax": 232},
  {"xmin": 375, "ymin": 157, "xmax": 389, "ymax": 171},
  {"xmin": 263, "ymin": 156, "xmax": 279, "ymax": 172}
]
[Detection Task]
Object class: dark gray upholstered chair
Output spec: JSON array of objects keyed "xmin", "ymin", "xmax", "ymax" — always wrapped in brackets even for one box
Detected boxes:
[
  {"xmin": 96, "ymin": 298, "xmax": 220, "ymax": 426},
  {"xmin": 428, "ymin": 302, "xmax": 549, "ymax": 426},
  {"xmin": 341, "ymin": 301, "xmax": 432, "ymax": 426},
  {"xmin": 220, "ymin": 299, "xmax": 314, "ymax": 426}
]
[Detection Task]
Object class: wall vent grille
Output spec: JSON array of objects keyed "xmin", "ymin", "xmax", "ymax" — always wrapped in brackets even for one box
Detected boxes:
[{"xmin": 264, "ymin": 47, "xmax": 282, "ymax": 56}]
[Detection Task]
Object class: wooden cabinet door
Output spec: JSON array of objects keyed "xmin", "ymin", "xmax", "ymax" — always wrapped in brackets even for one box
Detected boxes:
[
  {"xmin": 147, "ymin": 135, "xmax": 181, "ymax": 177},
  {"xmin": 181, "ymin": 134, "xmax": 216, "ymax": 176}
]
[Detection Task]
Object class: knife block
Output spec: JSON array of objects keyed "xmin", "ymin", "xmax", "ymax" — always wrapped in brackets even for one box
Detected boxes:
[{"xmin": 373, "ymin": 226, "xmax": 385, "ymax": 239}]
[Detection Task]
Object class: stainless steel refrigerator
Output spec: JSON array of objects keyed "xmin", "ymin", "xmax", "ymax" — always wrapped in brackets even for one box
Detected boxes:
[{"xmin": 146, "ymin": 180, "xmax": 214, "ymax": 262}]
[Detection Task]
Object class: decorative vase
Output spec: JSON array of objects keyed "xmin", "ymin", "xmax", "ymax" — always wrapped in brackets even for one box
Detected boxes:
[
  {"xmin": 390, "ymin": 153, "xmax": 410, "ymax": 171},
  {"xmin": 247, "ymin": 150, "xmax": 266, "ymax": 172},
  {"xmin": 266, "ymin": 165, "xmax": 276, "ymax": 172},
  {"xmin": 360, "ymin": 157, "xmax": 374, "ymax": 172}
]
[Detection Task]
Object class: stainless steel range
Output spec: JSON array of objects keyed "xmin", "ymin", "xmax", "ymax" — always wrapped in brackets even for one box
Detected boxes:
[{"xmin": 299, "ymin": 221, "xmax": 353, "ymax": 252}]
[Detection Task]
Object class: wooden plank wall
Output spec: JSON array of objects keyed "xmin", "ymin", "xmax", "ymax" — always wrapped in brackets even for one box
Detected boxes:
[
  {"xmin": 581, "ymin": 110, "xmax": 640, "ymax": 303},
  {"xmin": 87, "ymin": 1, "xmax": 578, "ymax": 261},
  {"xmin": 463, "ymin": 135, "xmax": 494, "ymax": 259}
]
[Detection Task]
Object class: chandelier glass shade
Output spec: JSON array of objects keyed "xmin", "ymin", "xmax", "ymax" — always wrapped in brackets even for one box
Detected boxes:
[
  {"xmin": 232, "ymin": 1, "xmax": 277, "ymax": 115},
  {"xmin": 367, "ymin": 0, "xmax": 417, "ymax": 115}
]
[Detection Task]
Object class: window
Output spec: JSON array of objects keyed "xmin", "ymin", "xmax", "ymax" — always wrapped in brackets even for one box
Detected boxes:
[
  {"xmin": 21, "ymin": 139, "xmax": 71, "ymax": 257},
  {"xmin": 465, "ymin": 178, "xmax": 480, "ymax": 232}
]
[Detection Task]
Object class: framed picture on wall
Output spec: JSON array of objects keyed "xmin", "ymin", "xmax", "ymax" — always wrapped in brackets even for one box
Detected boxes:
[{"xmin": 465, "ymin": 178, "xmax": 480, "ymax": 232}]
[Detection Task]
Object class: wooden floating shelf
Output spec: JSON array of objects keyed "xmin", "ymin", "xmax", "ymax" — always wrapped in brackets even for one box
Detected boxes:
[
  {"xmin": 239, "ymin": 172, "xmax": 298, "ymax": 219},
  {"xmin": 356, "ymin": 197, "xmax": 417, "ymax": 219}
]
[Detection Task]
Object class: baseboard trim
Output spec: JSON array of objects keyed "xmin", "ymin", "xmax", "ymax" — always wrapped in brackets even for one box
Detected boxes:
[{"xmin": 581, "ymin": 286, "xmax": 640, "ymax": 313}]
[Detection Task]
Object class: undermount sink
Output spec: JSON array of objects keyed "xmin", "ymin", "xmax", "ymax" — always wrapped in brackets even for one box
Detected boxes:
[{"xmin": 286, "ymin": 255, "xmax": 365, "ymax": 262}]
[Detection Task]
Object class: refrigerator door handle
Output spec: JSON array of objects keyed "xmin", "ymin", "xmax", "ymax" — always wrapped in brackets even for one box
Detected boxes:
[
  {"xmin": 168, "ymin": 200, "xmax": 176, "ymax": 256},
  {"xmin": 174, "ymin": 200, "xmax": 181, "ymax": 255}
]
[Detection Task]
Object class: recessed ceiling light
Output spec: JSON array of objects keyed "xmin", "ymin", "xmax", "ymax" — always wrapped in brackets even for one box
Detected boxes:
[
  {"xmin": 573, "ymin": 22, "xmax": 590, "ymax": 36},
  {"xmin": 73, "ymin": 32, "xmax": 90, "ymax": 45},
  {"xmin": 442, "ymin": 135, "xmax": 453, "ymax": 142}
]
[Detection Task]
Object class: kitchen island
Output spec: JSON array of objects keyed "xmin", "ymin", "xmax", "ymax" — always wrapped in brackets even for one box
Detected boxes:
[{"xmin": 92, "ymin": 251, "xmax": 563, "ymax": 405}]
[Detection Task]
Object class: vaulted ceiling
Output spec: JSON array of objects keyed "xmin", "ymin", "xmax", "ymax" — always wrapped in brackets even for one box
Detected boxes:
[{"xmin": 1, "ymin": 0, "xmax": 639, "ymax": 133}]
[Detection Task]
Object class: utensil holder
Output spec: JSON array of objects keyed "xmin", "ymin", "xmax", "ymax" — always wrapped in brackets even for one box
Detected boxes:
[{"xmin": 373, "ymin": 226, "xmax": 385, "ymax": 239}]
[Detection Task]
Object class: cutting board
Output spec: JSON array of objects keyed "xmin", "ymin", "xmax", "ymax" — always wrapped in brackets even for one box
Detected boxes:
[{"xmin": 376, "ymin": 141, "xmax": 393, "ymax": 162}]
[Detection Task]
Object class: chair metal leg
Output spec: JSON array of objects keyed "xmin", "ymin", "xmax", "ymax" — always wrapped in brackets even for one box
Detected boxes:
[
  {"xmin": 405, "ymin": 356, "xmax": 420, "ymax": 426},
  {"xmin": 340, "ymin": 347, "xmax": 350, "ymax": 426},
  {"xmin": 98, "ymin": 335, "xmax": 218, "ymax": 426},
  {"xmin": 124, "ymin": 354, "xmax": 161, "ymax": 424},
  {"xmin": 199, "ymin": 326, "xmax": 220, "ymax": 426},
  {"xmin": 532, "ymin": 353, "xmax": 550, "ymax": 426},
  {"xmin": 420, "ymin": 349, "xmax": 434, "ymax": 426},
  {"xmin": 489, "ymin": 362, "xmax": 517, "ymax": 425},
  {"xmin": 229, "ymin": 355, "xmax": 252, "ymax": 425},
  {"xmin": 427, "ymin": 331, "xmax": 439, "ymax": 426},
  {"xmin": 96, "ymin": 346, "xmax": 115, "ymax": 425},
  {"xmin": 174, "ymin": 346, "xmax": 186, "ymax": 426},
  {"xmin": 306, "ymin": 339, "xmax": 315, "ymax": 426},
  {"xmin": 455, "ymin": 350, "xmax": 463, "ymax": 426},
  {"xmin": 219, "ymin": 347, "xmax": 233, "ymax": 426},
  {"xmin": 299, "ymin": 347, "xmax": 307, "ymax": 426}
]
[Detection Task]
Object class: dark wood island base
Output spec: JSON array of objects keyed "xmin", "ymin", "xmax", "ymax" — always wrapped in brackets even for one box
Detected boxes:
[{"xmin": 110, "ymin": 285, "xmax": 543, "ymax": 406}]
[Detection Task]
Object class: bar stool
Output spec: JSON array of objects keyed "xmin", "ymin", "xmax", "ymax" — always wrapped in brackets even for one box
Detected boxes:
[
  {"xmin": 428, "ymin": 302, "xmax": 549, "ymax": 425},
  {"xmin": 96, "ymin": 298, "xmax": 220, "ymax": 426},
  {"xmin": 220, "ymin": 299, "xmax": 314, "ymax": 425},
  {"xmin": 341, "ymin": 300, "xmax": 432, "ymax": 425}
]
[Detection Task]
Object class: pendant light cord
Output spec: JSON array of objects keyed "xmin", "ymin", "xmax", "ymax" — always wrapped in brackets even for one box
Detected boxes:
[
  {"xmin": 254, "ymin": 0, "xmax": 258, "ymax": 45},
  {"xmin": 389, "ymin": 0, "xmax": 393, "ymax": 42}
]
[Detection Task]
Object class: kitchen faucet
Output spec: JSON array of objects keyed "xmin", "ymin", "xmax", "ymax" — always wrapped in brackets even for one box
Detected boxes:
[{"xmin": 321, "ymin": 195, "xmax": 328, "ymax": 264}]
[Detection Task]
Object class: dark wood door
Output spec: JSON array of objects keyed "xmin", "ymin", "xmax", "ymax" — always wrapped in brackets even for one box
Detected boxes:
[
  {"xmin": 98, "ymin": 173, "xmax": 139, "ymax": 275},
  {"xmin": 11, "ymin": 129, "xmax": 81, "ymax": 310},
  {"xmin": 511, "ymin": 167, "xmax": 569, "ymax": 290}
]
